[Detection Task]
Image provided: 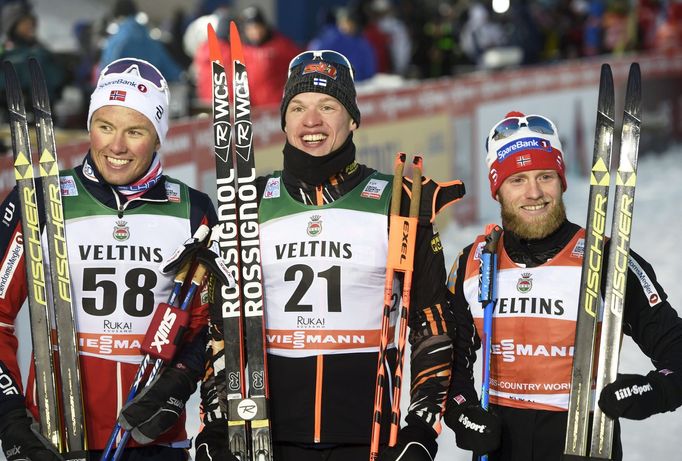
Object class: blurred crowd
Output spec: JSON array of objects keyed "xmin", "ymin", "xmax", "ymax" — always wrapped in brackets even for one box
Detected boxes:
[{"xmin": 1, "ymin": 0, "xmax": 682, "ymax": 133}]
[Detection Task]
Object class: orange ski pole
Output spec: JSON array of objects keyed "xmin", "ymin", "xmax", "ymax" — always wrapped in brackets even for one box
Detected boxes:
[
  {"xmin": 370, "ymin": 153, "xmax": 422, "ymax": 459},
  {"xmin": 389, "ymin": 155, "xmax": 422, "ymax": 445}
]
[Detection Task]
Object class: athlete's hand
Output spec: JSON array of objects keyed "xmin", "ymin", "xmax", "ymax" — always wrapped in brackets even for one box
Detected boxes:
[
  {"xmin": 444, "ymin": 400, "xmax": 501, "ymax": 456},
  {"xmin": 598, "ymin": 370, "xmax": 681, "ymax": 420},
  {"xmin": 118, "ymin": 366, "xmax": 196, "ymax": 444},
  {"xmin": 378, "ymin": 422, "xmax": 438, "ymax": 461},
  {"xmin": 195, "ymin": 422, "xmax": 240, "ymax": 461},
  {"xmin": 0, "ymin": 409, "xmax": 64, "ymax": 461}
]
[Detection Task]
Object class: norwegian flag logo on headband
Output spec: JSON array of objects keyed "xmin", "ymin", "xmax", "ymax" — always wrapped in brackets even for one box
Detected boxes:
[
  {"xmin": 516, "ymin": 155, "xmax": 532, "ymax": 167},
  {"xmin": 109, "ymin": 90, "xmax": 127, "ymax": 101}
]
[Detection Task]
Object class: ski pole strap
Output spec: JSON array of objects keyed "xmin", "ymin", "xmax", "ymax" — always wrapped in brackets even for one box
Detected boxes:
[
  {"xmin": 140, "ymin": 303, "xmax": 192, "ymax": 361},
  {"xmin": 194, "ymin": 227, "xmax": 235, "ymax": 289}
]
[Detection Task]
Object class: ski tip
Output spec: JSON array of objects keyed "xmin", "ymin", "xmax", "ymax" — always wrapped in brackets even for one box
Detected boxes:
[
  {"xmin": 412, "ymin": 155, "xmax": 423, "ymax": 170},
  {"xmin": 2, "ymin": 61, "xmax": 25, "ymax": 112},
  {"xmin": 230, "ymin": 21, "xmax": 245, "ymax": 63},
  {"xmin": 207, "ymin": 23, "xmax": 223, "ymax": 64},
  {"xmin": 395, "ymin": 152, "xmax": 406, "ymax": 165},
  {"xmin": 598, "ymin": 63, "xmax": 615, "ymax": 119},
  {"xmin": 28, "ymin": 58, "xmax": 51, "ymax": 112},
  {"xmin": 625, "ymin": 62, "xmax": 642, "ymax": 117}
]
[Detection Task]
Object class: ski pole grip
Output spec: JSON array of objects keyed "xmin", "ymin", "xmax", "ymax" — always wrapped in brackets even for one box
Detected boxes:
[
  {"xmin": 483, "ymin": 224, "xmax": 502, "ymax": 254},
  {"xmin": 390, "ymin": 152, "xmax": 406, "ymax": 215},
  {"xmin": 479, "ymin": 225, "xmax": 502, "ymax": 303},
  {"xmin": 409, "ymin": 155, "xmax": 423, "ymax": 219}
]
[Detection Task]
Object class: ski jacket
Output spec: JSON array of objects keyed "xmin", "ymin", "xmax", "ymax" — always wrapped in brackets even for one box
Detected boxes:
[
  {"xmin": 446, "ymin": 220, "xmax": 682, "ymax": 459},
  {"xmin": 0, "ymin": 159, "xmax": 216, "ymax": 449},
  {"xmin": 202, "ymin": 161, "xmax": 465, "ymax": 445}
]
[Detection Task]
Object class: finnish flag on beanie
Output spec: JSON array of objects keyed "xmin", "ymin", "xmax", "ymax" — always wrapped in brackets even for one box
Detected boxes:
[{"xmin": 87, "ymin": 58, "xmax": 170, "ymax": 146}]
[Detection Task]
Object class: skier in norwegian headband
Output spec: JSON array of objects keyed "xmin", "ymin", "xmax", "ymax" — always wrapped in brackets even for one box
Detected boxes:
[
  {"xmin": 443, "ymin": 111, "xmax": 682, "ymax": 460},
  {"xmin": 196, "ymin": 50, "xmax": 464, "ymax": 461},
  {"xmin": 0, "ymin": 58, "xmax": 216, "ymax": 460}
]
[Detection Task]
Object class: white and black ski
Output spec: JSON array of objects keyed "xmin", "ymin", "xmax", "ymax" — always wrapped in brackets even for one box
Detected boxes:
[
  {"xmin": 29, "ymin": 58, "xmax": 88, "ymax": 460},
  {"xmin": 4, "ymin": 58, "xmax": 62, "ymax": 450},
  {"xmin": 207, "ymin": 21, "xmax": 272, "ymax": 461},
  {"xmin": 563, "ymin": 62, "xmax": 641, "ymax": 461},
  {"xmin": 4, "ymin": 58, "xmax": 88, "ymax": 460},
  {"xmin": 564, "ymin": 64, "xmax": 615, "ymax": 458},
  {"xmin": 589, "ymin": 62, "xmax": 641, "ymax": 460}
]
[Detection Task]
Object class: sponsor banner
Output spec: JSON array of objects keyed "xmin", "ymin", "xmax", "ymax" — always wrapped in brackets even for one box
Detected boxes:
[
  {"xmin": 78, "ymin": 332, "xmax": 144, "ymax": 357},
  {"xmin": 266, "ymin": 326, "xmax": 395, "ymax": 353}
]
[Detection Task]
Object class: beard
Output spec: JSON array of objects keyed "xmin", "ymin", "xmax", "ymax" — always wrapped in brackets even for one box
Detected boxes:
[{"xmin": 500, "ymin": 195, "xmax": 567, "ymax": 240}]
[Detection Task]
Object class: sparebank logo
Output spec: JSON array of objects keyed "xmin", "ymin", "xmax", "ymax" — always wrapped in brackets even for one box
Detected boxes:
[{"xmin": 497, "ymin": 137, "xmax": 552, "ymax": 162}]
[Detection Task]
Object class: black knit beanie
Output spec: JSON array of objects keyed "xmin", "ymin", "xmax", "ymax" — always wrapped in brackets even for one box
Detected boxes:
[{"xmin": 280, "ymin": 53, "xmax": 361, "ymax": 130}]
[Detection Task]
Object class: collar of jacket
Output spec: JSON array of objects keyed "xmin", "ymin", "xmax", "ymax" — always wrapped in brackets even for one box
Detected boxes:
[
  {"xmin": 76, "ymin": 152, "xmax": 170, "ymax": 210},
  {"xmin": 503, "ymin": 219, "xmax": 580, "ymax": 267},
  {"xmin": 282, "ymin": 133, "xmax": 357, "ymax": 186}
]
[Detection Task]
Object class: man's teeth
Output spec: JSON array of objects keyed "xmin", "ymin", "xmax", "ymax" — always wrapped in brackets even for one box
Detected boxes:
[
  {"xmin": 107, "ymin": 157, "xmax": 131, "ymax": 166},
  {"xmin": 524, "ymin": 204, "xmax": 545, "ymax": 211},
  {"xmin": 302, "ymin": 134, "xmax": 326, "ymax": 142}
]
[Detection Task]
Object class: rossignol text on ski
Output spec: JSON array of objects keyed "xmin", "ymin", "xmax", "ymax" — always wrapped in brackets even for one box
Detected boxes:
[{"xmin": 207, "ymin": 21, "xmax": 273, "ymax": 461}]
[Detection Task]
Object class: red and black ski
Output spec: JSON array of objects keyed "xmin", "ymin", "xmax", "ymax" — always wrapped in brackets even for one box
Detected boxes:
[{"xmin": 208, "ymin": 21, "xmax": 272, "ymax": 461}]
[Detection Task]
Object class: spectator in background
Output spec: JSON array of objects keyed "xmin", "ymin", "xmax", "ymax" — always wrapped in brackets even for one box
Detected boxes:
[
  {"xmin": 602, "ymin": 0, "xmax": 631, "ymax": 54},
  {"xmin": 309, "ymin": 6, "xmax": 377, "ymax": 81},
  {"xmin": 637, "ymin": 0, "xmax": 661, "ymax": 51},
  {"xmin": 654, "ymin": 1, "xmax": 682, "ymax": 52},
  {"xmin": 183, "ymin": 0, "xmax": 232, "ymax": 60},
  {"xmin": 98, "ymin": 0, "xmax": 183, "ymax": 82},
  {"xmin": 402, "ymin": 0, "xmax": 442, "ymax": 78},
  {"xmin": 583, "ymin": 1, "xmax": 606, "ymax": 56},
  {"xmin": 362, "ymin": 3, "xmax": 392, "ymax": 74},
  {"xmin": 459, "ymin": 2, "xmax": 506, "ymax": 68},
  {"xmin": 370, "ymin": 0, "xmax": 412, "ymax": 76},
  {"xmin": 193, "ymin": 5, "xmax": 300, "ymax": 108},
  {"xmin": 423, "ymin": 2, "xmax": 459, "ymax": 77},
  {"xmin": 505, "ymin": 0, "xmax": 544, "ymax": 65},
  {"xmin": 0, "ymin": 1, "xmax": 65, "ymax": 106},
  {"xmin": 162, "ymin": 8, "xmax": 193, "ymax": 70}
]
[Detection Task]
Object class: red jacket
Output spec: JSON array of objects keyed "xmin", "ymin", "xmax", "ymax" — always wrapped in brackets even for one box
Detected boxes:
[{"xmin": 195, "ymin": 31, "xmax": 301, "ymax": 108}]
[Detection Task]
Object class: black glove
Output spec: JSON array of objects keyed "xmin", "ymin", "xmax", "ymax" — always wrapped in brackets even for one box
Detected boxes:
[
  {"xmin": 195, "ymin": 422, "xmax": 240, "ymax": 461},
  {"xmin": 444, "ymin": 401, "xmax": 501, "ymax": 456},
  {"xmin": 0, "ymin": 408, "xmax": 63, "ymax": 461},
  {"xmin": 598, "ymin": 370, "xmax": 681, "ymax": 420},
  {"xmin": 118, "ymin": 366, "xmax": 196, "ymax": 444},
  {"xmin": 378, "ymin": 421, "xmax": 438, "ymax": 461}
]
